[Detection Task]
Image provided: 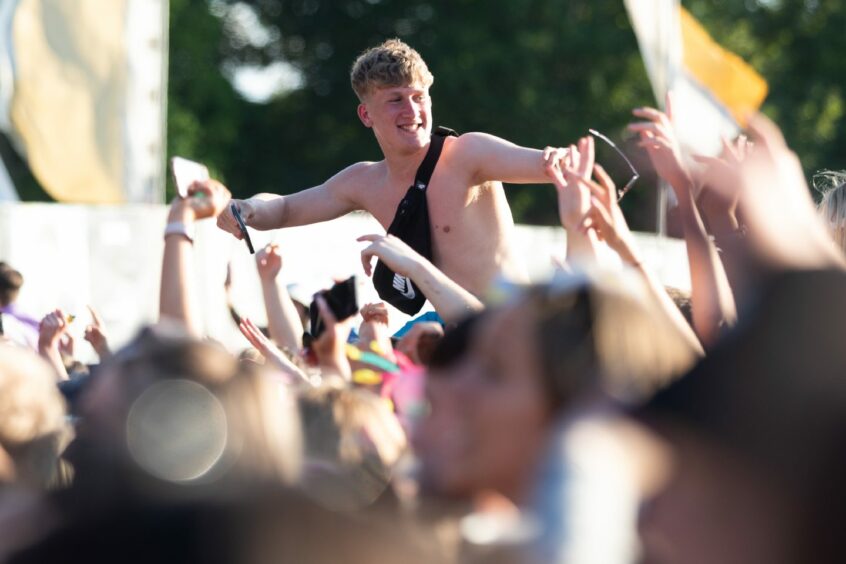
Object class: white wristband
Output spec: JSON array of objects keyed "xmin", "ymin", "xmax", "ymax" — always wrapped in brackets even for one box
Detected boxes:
[{"xmin": 164, "ymin": 221, "xmax": 195, "ymax": 243}]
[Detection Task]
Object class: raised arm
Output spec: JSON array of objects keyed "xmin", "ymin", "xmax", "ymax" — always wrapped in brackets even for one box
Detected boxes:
[
  {"xmin": 628, "ymin": 97, "xmax": 736, "ymax": 348},
  {"xmin": 452, "ymin": 132, "xmax": 574, "ymax": 185},
  {"xmin": 216, "ymin": 163, "xmax": 364, "ymax": 239},
  {"xmin": 358, "ymin": 234, "xmax": 483, "ymax": 324},
  {"xmin": 255, "ymin": 243, "xmax": 304, "ymax": 352},
  {"xmin": 573, "ymin": 165, "xmax": 704, "ymax": 355},
  {"xmin": 159, "ymin": 180, "xmax": 230, "ymax": 337}
]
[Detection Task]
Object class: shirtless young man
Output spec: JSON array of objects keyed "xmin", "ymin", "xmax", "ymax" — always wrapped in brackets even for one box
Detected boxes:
[{"xmin": 216, "ymin": 39, "xmax": 575, "ymax": 298}]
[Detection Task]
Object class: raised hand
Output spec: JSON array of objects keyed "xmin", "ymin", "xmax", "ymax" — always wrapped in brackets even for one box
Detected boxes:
[
  {"xmin": 693, "ymin": 135, "xmax": 751, "ymax": 219},
  {"xmin": 360, "ymin": 302, "xmax": 390, "ymax": 326},
  {"xmin": 547, "ymin": 135, "xmax": 595, "ymax": 232},
  {"xmin": 358, "ymin": 302, "xmax": 394, "ymax": 359},
  {"xmin": 732, "ymin": 114, "xmax": 845, "ymax": 269},
  {"xmin": 38, "ymin": 309, "xmax": 68, "ymax": 352},
  {"xmin": 358, "ymin": 234, "xmax": 424, "ymax": 277},
  {"xmin": 216, "ymin": 198, "xmax": 256, "ymax": 240},
  {"xmin": 571, "ymin": 165, "xmax": 641, "ymax": 266},
  {"xmin": 239, "ymin": 317, "xmax": 308, "ymax": 384},
  {"xmin": 312, "ymin": 294, "xmax": 353, "ymax": 380},
  {"xmin": 542, "ymin": 146, "xmax": 571, "ymax": 178},
  {"xmin": 185, "ymin": 178, "xmax": 231, "ymax": 220},
  {"xmin": 256, "ymin": 243, "xmax": 283, "ymax": 282},
  {"xmin": 37, "ymin": 309, "xmax": 70, "ymax": 380},
  {"xmin": 629, "ymin": 93, "xmax": 691, "ymax": 193},
  {"xmin": 83, "ymin": 305, "xmax": 111, "ymax": 359}
]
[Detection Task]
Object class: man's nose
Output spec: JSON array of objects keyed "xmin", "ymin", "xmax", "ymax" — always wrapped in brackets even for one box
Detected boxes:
[{"xmin": 400, "ymin": 98, "xmax": 419, "ymax": 116}]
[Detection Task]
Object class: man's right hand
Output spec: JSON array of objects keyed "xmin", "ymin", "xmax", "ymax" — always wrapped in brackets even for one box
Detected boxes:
[{"xmin": 217, "ymin": 198, "xmax": 257, "ymax": 240}]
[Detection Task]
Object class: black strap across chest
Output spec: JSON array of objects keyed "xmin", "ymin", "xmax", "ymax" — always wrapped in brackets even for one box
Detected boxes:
[{"xmin": 372, "ymin": 126, "xmax": 458, "ymax": 315}]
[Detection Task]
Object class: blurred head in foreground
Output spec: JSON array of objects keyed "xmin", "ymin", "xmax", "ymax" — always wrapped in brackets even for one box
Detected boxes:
[
  {"xmin": 817, "ymin": 171, "xmax": 846, "ymax": 253},
  {"xmin": 73, "ymin": 323, "xmax": 301, "ymax": 493},
  {"xmin": 416, "ymin": 275, "xmax": 697, "ymax": 504},
  {"xmin": 634, "ymin": 269, "xmax": 846, "ymax": 564},
  {"xmin": 298, "ymin": 384, "xmax": 407, "ymax": 511},
  {"xmin": 0, "ymin": 345, "xmax": 68, "ymax": 489}
]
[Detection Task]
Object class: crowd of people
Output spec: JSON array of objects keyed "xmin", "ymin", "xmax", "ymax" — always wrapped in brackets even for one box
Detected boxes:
[{"xmin": 1, "ymin": 38, "xmax": 845, "ymax": 563}]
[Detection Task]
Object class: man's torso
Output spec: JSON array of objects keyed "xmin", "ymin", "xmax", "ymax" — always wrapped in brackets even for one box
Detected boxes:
[{"xmin": 350, "ymin": 136, "xmax": 528, "ymax": 297}]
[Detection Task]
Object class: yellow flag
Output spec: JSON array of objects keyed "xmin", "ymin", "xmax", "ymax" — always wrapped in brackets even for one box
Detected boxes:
[
  {"xmin": 680, "ymin": 7, "xmax": 768, "ymax": 127},
  {"xmin": 625, "ymin": 0, "xmax": 769, "ymax": 155}
]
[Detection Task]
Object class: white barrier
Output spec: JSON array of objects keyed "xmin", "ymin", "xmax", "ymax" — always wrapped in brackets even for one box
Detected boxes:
[{"xmin": 0, "ymin": 203, "xmax": 690, "ymax": 361}]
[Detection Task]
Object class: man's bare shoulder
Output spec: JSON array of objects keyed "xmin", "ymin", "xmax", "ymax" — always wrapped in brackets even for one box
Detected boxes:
[
  {"xmin": 448, "ymin": 131, "xmax": 512, "ymax": 155},
  {"xmin": 328, "ymin": 160, "xmax": 385, "ymax": 188}
]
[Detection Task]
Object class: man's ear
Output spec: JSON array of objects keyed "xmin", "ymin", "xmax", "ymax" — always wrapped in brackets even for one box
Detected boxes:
[{"xmin": 357, "ymin": 103, "xmax": 372, "ymax": 128}]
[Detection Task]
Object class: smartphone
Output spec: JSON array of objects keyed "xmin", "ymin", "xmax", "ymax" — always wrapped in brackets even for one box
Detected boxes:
[
  {"xmin": 309, "ymin": 276, "xmax": 359, "ymax": 339},
  {"xmin": 170, "ymin": 157, "xmax": 209, "ymax": 198},
  {"xmin": 230, "ymin": 203, "xmax": 255, "ymax": 254}
]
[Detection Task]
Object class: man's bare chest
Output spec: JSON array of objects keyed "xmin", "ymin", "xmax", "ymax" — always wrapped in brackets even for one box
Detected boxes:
[{"xmin": 359, "ymin": 175, "xmax": 477, "ymax": 233}]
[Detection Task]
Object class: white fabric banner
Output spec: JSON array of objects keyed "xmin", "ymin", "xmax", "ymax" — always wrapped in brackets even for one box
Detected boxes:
[{"xmin": 0, "ymin": 0, "xmax": 167, "ymax": 203}]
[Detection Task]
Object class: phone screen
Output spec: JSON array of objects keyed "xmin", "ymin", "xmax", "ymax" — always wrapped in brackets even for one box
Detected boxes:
[{"xmin": 170, "ymin": 157, "xmax": 209, "ymax": 198}]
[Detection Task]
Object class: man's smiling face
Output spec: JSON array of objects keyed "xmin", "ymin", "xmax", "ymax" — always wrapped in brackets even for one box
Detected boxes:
[{"xmin": 358, "ymin": 84, "xmax": 433, "ymax": 154}]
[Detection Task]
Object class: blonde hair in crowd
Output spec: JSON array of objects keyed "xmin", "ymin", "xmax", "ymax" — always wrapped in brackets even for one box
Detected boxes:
[
  {"xmin": 815, "ymin": 171, "xmax": 846, "ymax": 253},
  {"xmin": 350, "ymin": 39, "xmax": 434, "ymax": 101},
  {"xmin": 0, "ymin": 345, "xmax": 70, "ymax": 488}
]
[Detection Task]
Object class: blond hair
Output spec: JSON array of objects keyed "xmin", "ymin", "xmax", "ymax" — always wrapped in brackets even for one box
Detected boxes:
[
  {"xmin": 816, "ymin": 171, "xmax": 846, "ymax": 253},
  {"xmin": 350, "ymin": 39, "xmax": 433, "ymax": 101},
  {"xmin": 0, "ymin": 344, "xmax": 69, "ymax": 488},
  {"xmin": 522, "ymin": 273, "xmax": 698, "ymax": 406}
]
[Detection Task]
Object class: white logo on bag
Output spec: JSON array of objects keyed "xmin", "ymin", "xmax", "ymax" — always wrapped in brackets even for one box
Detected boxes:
[{"xmin": 393, "ymin": 274, "xmax": 416, "ymax": 300}]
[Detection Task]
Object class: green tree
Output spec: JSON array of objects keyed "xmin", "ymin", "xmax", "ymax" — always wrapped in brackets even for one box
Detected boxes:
[
  {"xmin": 198, "ymin": 0, "xmax": 846, "ymax": 226},
  {"xmin": 214, "ymin": 0, "xmax": 659, "ymax": 227}
]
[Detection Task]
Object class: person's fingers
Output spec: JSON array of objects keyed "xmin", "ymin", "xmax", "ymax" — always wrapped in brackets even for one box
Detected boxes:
[
  {"xmin": 737, "ymin": 134, "xmax": 751, "ymax": 160},
  {"xmin": 542, "ymin": 147, "xmax": 555, "ymax": 167},
  {"xmin": 568, "ymin": 144, "xmax": 580, "ymax": 171},
  {"xmin": 238, "ymin": 320, "xmax": 261, "ymax": 350},
  {"xmin": 587, "ymin": 196, "xmax": 615, "ymax": 240},
  {"xmin": 720, "ymin": 135, "xmax": 741, "ymax": 163},
  {"xmin": 629, "ymin": 122, "xmax": 672, "ymax": 141},
  {"xmin": 592, "ymin": 164, "xmax": 616, "ymax": 203},
  {"xmin": 546, "ymin": 161, "xmax": 567, "ymax": 188},
  {"xmin": 665, "ymin": 90, "xmax": 674, "ymax": 121},
  {"xmin": 746, "ymin": 112, "xmax": 787, "ymax": 154},
  {"xmin": 579, "ymin": 136, "xmax": 595, "ymax": 179},
  {"xmin": 244, "ymin": 318, "xmax": 268, "ymax": 345},
  {"xmin": 241, "ymin": 319, "xmax": 267, "ymax": 351},
  {"xmin": 632, "ymin": 107, "xmax": 667, "ymax": 125},
  {"xmin": 86, "ymin": 305, "xmax": 103, "ymax": 327},
  {"xmin": 360, "ymin": 245, "xmax": 377, "ymax": 276},
  {"xmin": 315, "ymin": 294, "xmax": 337, "ymax": 327},
  {"xmin": 216, "ymin": 200, "xmax": 245, "ymax": 238},
  {"xmin": 573, "ymin": 174, "xmax": 612, "ymax": 211},
  {"xmin": 637, "ymin": 137, "xmax": 671, "ymax": 151},
  {"xmin": 187, "ymin": 179, "xmax": 210, "ymax": 197},
  {"xmin": 357, "ymin": 234, "xmax": 382, "ymax": 244},
  {"xmin": 692, "ymin": 154, "xmax": 722, "ymax": 165}
]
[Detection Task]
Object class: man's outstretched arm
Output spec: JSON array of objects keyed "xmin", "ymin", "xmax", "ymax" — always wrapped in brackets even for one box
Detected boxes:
[
  {"xmin": 217, "ymin": 163, "xmax": 365, "ymax": 238},
  {"xmin": 453, "ymin": 132, "xmax": 574, "ymax": 186}
]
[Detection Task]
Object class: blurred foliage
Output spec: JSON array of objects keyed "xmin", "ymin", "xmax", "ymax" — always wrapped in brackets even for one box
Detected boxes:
[{"xmin": 11, "ymin": 0, "xmax": 846, "ymax": 228}]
